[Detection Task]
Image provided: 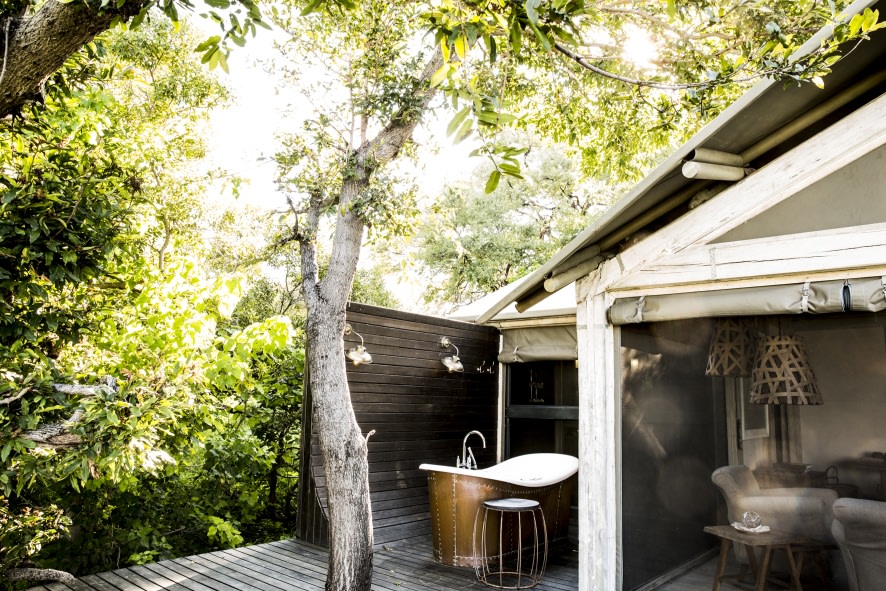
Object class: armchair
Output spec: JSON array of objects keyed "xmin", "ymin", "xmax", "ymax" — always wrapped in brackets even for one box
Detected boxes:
[
  {"xmin": 712, "ymin": 465, "xmax": 838, "ymax": 566},
  {"xmin": 832, "ymin": 498, "xmax": 886, "ymax": 591}
]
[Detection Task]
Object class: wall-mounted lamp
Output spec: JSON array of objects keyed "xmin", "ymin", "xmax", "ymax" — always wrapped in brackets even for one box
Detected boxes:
[
  {"xmin": 344, "ymin": 324, "xmax": 372, "ymax": 366},
  {"xmin": 440, "ymin": 337, "xmax": 464, "ymax": 373}
]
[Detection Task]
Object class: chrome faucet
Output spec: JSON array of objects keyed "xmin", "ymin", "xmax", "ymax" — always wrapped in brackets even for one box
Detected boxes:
[{"xmin": 458, "ymin": 430, "xmax": 486, "ymax": 470}]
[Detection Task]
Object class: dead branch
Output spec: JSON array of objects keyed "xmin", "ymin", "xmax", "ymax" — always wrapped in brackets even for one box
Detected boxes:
[
  {"xmin": 0, "ymin": 387, "xmax": 28, "ymax": 405},
  {"xmin": 4, "ymin": 567, "xmax": 77, "ymax": 584}
]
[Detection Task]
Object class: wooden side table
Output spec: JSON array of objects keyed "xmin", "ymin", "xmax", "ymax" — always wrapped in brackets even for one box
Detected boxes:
[{"xmin": 704, "ymin": 525, "xmax": 831, "ymax": 591}]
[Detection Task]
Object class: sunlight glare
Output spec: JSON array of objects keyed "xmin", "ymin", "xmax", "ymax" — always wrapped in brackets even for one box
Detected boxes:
[{"xmin": 622, "ymin": 25, "xmax": 659, "ymax": 71}]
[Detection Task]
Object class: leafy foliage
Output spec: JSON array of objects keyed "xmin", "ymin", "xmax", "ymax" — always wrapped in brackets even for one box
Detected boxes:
[
  {"xmin": 0, "ymin": 21, "xmax": 305, "ymax": 586},
  {"xmin": 420, "ymin": 0, "xmax": 883, "ymax": 183},
  {"xmin": 412, "ymin": 137, "xmax": 625, "ymax": 305},
  {"xmin": 0, "ymin": 79, "xmax": 140, "ymax": 351}
]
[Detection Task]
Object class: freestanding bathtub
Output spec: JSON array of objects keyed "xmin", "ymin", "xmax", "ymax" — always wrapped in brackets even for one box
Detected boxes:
[{"xmin": 420, "ymin": 453, "xmax": 578, "ymax": 567}]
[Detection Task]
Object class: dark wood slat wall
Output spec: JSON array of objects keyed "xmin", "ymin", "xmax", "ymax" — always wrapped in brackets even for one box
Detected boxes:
[{"xmin": 296, "ymin": 303, "xmax": 501, "ymax": 548}]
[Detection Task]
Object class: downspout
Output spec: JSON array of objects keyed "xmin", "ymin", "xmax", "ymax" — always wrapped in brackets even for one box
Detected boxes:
[{"xmin": 514, "ymin": 69, "xmax": 886, "ymax": 312}]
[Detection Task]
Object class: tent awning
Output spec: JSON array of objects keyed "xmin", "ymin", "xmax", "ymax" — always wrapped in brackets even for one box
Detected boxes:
[
  {"xmin": 608, "ymin": 277, "xmax": 886, "ymax": 325},
  {"xmin": 498, "ymin": 325, "xmax": 578, "ymax": 362}
]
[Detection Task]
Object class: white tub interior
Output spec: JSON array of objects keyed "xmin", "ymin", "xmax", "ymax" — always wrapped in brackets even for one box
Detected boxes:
[{"xmin": 420, "ymin": 453, "xmax": 578, "ymax": 487}]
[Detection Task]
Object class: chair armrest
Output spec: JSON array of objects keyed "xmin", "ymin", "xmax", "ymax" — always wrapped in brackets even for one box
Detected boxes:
[
  {"xmin": 736, "ymin": 495, "xmax": 834, "ymax": 543},
  {"xmin": 759, "ymin": 487, "xmax": 839, "ymax": 503}
]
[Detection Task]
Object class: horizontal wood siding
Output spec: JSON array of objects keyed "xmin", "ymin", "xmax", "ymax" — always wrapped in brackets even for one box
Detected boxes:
[{"xmin": 296, "ymin": 303, "xmax": 500, "ymax": 548}]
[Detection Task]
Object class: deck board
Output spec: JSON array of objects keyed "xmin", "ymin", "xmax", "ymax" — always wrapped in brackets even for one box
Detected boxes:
[
  {"xmin": 32, "ymin": 536, "xmax": 577, "ymax": 591},
  {"xmin": 29, "ymin": 535, "xmax": 845, "ymax": 591}
]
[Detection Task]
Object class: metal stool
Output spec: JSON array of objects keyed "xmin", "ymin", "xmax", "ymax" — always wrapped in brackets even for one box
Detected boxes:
[{"xmin": 472, "ymin": 498, "xmax": 548, "ymax": 589}]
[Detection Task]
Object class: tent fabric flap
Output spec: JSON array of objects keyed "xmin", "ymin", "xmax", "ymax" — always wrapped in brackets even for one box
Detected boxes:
[
  {"xmin": 498, "ymin": 325, "xmax": 578, "ymax": 363},
  {"xmin": 608, "ymin": 277, "xmax": 886, "ymax": 325}
]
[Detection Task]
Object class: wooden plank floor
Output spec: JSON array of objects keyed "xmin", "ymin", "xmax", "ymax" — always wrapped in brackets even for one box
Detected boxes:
[{"xmin": 28, "ymin": 535, "xmax": 578, "ymax": 591}]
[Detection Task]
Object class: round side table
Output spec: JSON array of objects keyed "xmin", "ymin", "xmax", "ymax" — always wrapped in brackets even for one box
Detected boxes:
[{"xmin": 472, "ymin": 498, "xmax": 548, "ymax": 589}]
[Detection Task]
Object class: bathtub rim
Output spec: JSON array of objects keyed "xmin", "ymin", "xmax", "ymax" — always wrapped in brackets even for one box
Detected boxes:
[{"xmin": 419, "ymin": 452, "xmax": 578, "ymax": 488}]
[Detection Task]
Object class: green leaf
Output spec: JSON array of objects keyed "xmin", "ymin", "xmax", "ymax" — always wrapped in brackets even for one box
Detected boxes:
[
  {"xmin": 430, "ymin": 64, "xmax": 450, "ymax": 88},
  {"xmin": 454, "ymin": 116, "xmax": 473, "ymax": 143},
  {"xmin": 195, "ymin": 37, "xmax": 220, "ymax": 53},
  {"xmin": 1, "ymin": 440, "xmax": 12, "ymax": 462},
  {"xmin": 849, "ymin": 13, "xmax": 863, "ymax": 36},
  {"xmin": 811, "ymin": 76, "xmax": 824, "ymax": 89},
  {"xmin": 525, "ymin": 0, "xmax": 541, "ymax": 26},
  {"xmin": 477, "ymin": 110, "xmax": 517, "ymax": 125},
  {"xmin": 446, "ymin": 107, "xmax": 471, "ymax": 137},
  {"xmin": 454, "ymin": 33, "xmax": 468, "ymax": 61},
  {"xmin": 527, "ymin": 20, "xmax": 551, "ymax": 51},
  {"xmin": 301, "ymin": 0, "xmax": 322, "ymax": 15},
  {"xmin": 217, "ymin": 51, "xmax": 230, "ymax": 74},
  {"xmin": 498, "ymin": 162, "xmax": 522, "ymax": 176},
  {"xmin": 484, "ymin": 170, "xmax": 501, "ymax": 194}
]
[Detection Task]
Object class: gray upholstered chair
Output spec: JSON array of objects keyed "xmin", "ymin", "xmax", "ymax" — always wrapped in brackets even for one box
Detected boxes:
[
  {"xmin": 832, "ymin": 498, "xmax": 886, "ymax": 591},
  {"xmin": 712, "ymin": 465, "xmax": 838, "ymax": 567}
]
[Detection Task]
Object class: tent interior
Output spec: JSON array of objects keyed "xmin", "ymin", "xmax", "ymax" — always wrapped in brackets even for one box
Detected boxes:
[{"xmin": 615, "ymin": 312, "xmax": 886, "ymax": 589}]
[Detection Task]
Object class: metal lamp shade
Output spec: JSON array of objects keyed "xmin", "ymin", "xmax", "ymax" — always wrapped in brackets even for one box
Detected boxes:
[
  {"xmin": 749, "ymin": 335, "xmax": 822, "ymax": 404},
  {"xmin": 442, "ymin": 355, "xmax": 463, "ymax": 373},
  {"xmin": 347, "ymin": 346, "xmax": 373, "ymax": 366},
  {"xmin": 705, "ymin": 318, "xmax": 755, "ymax": 377}
]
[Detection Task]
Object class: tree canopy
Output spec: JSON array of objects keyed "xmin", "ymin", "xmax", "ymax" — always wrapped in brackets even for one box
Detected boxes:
[
  {"xmin": 410, "ymin": 135, "xmax": 626, "ymax": 306},
  {"xmin": 1, "ymin": 0, "xmax": 883, "ymax": 590},
  {"xmin": 0, "ymin": 20, "xmax": 304, "ymax": 586}
]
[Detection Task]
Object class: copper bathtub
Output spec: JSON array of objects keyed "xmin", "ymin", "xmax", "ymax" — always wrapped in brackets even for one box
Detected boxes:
[{"xmin": 419, "ymin": 453, "xmax": 578, "ymax": 567}]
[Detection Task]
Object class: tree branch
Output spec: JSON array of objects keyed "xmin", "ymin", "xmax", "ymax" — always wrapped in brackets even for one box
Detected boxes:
[
  {"xmin": 0, "ymin": 0, "xmax": 146, "ymax": 117},
  {"xmin": 0, "ymin": 387, "xmax": 28, "ymax": 405},
  {"xmin": 600, "ymin": 7, "xmax": 735, "ymax": 42},
  {"xmin": 553, "ymin": 41, "xmax": 711, "ymax": 90},
  {"xmin": 4, "ymin": 567, "xmax": 77, "ymax": 584}
]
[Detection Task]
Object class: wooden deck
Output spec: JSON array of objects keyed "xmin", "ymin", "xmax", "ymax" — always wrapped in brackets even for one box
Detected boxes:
[
  {"xmin": 29, "ymin": 535, "xmax": 578, "ymax": 591},
  {"xmin": 26, "ymin": 535, "xmax": 847, "ymax": 591}
]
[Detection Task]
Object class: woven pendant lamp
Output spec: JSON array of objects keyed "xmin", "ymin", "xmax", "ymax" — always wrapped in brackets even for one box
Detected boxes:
[
  {"xmin": 705, "ymin": 318, "xmax": 755, "ymax": 377},
  {"xmin": 749, "ymin": 335, "xmax": 823, "ymax": 405}
]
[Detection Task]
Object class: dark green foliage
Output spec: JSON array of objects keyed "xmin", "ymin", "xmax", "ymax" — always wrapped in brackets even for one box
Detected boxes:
[
  {"xmin": 0, "ymin": 21, "xmax": 305, "ymax": 588},
  {"xmin": 0, "ymin": 90, "xmax": 139, "ymax": 350}
]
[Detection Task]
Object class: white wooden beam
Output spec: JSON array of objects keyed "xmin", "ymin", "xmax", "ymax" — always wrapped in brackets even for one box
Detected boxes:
[
  {"xmin": 610, "ymin": 222, "xmax": 886, "ymax": 292},
  {"xmin": 599, "ymin": 91, "xmax": 886, "ymax": 290},
  {"xmin": 576, "ymin": 273, "xmax": 619, "ymax": 591},
  {"xmin": 606, "ymin": 266, "xmax": 886, "ymax": 299}
]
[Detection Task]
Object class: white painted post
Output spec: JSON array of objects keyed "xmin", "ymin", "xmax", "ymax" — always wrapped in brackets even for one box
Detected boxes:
[{"xmin": 576, "ymin": 270, "xmax": 619, "ymax": 591}]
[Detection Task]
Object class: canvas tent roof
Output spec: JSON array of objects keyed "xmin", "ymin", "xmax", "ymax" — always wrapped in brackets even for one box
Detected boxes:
[
  {"xmin": 449, "ymin": 275, "xmax": 576, "ymax": 325},
  {"xmin": 475, "ymin": 0, "xmax": 886, "ymax": 325}
]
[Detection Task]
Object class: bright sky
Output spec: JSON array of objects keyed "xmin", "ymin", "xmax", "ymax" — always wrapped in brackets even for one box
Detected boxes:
[
  {"xmin": 189, "ymin": 16, "xmax": 481, "ymax": 311},
  {"xmin": 188, "ymin": 15, "xmax": 661, "ymax": 310},
  {"xmin": 192, "ymin": 17, "xmax": 479, "ymax": 214}
]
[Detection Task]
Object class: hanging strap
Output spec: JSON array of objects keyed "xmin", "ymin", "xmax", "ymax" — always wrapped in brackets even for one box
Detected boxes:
[
  {"xmin": 800, "ymin": 282, "xmax": 811, "ymax": 313},
  {"xmin": 635, "ymin": 295, "xmax": 646, "ymax": 323}
]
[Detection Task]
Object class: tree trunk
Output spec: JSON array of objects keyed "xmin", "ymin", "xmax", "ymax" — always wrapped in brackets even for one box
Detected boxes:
[
  {"xmin": 298, "ymin": 50, "xmax": 442, "ymax": 591},
  {"xmin": 0, "ymin": 0, "xmax": 145, "ymax": 118},
  {"xmin": 306, "ymin": 312, "xmax": 374, "ymax": 591},
  {"xmin": 301, "ymin": 182, "xmax": 373, "ymax": 591}
]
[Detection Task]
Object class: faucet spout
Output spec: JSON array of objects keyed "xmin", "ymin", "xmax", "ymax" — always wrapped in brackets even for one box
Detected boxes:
[{"xmin": 460, "ymin": 430, "xmax": 486, "ymax": 469}]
